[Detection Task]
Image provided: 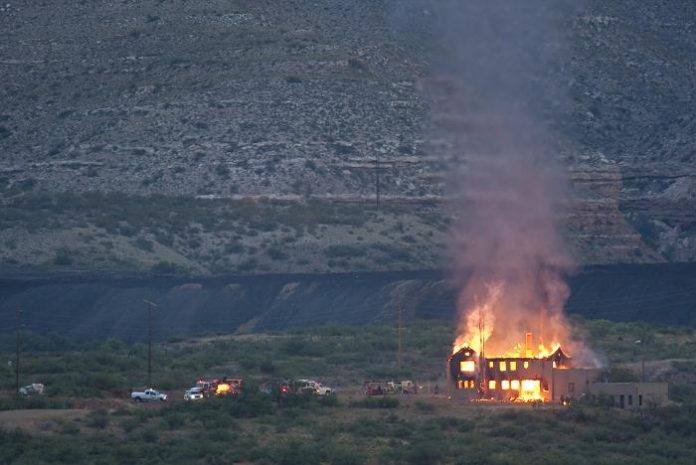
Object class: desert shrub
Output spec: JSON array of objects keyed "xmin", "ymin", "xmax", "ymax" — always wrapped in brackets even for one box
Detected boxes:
[
  {"xmin": 134, "ymin": 237, "xmax": 154, "ymax": 252},
  {"xmin": 225, "ymin": 242, "xmax": 243, "ymax": 254},
  {"xmin": 267, "ymin": 247, "xmax": 288, "ymax": 260},
  {"xmin": 405, "ymin": 440, "xmax": 447, "ymax": 465},
  {"xmin": 215, "ymin": 163, "xmax": 230, "ymax": 178},
  {"xmin": 324, "ymin": 443, "xmax": 366, "ymax": 465},
  {"xmin": 238, "ymin": 258, "xmax": 258, "ymax": 271},
  {"xmin": 60, "ymin": 421, "xmax": 80, "ymax": 435},
  {"xmin": 119, "ymin": 417, "xmax": 141, "ymax": 433},
  {"xmin": 414, "ymin": 401, "xmax": 436, "ymax": 414},
  {"xmin": 325, "ymin": 245, "xmax": 365, "ymax": 258},
  {"xmin": 670, "ymin": 384, "xmax": 696, "ymax": 404},
  {"xmin": 151, "ymin": 261, "xmax": 180, "ymax": 273},
  {"xmin": 259, "ymin": 358, "xmax": 276, "ymax": 374},
  {"xmin": 370, "ymin": 243, "xmax": 412, "ymax": 261},
  {"xmin": 86, "ymin": 410, "xmax": 109, "ymax": 429},
  {"xmin": 349, "ymin": 397, "xmax": 399, "ymax": 409},
  {"xmin": 268, "ymin": 439, "xmax": 322, "ymax": 465},
  {"xmin": 53, "ymin": 248, "xmax": 73, "ymax": 265}
]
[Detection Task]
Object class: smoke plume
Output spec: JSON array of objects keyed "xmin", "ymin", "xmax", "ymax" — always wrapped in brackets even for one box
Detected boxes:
[{"xmin": 410, "ymin": 0, "xmax": 594, "ymax": 363}]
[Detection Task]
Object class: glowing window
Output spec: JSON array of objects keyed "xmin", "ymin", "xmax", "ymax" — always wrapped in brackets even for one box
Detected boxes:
[
  {"xmin": 488, "ymin": 380, "xmax": 497, "ymax": 390},
  {"xmin": 523, "ymin": 361, "xmax": 529, "ymax": 369},
  {"xmin": 459, "ymin": 380, "xmax": 475, "ymax": 389},
  {"xmin": 488, "ymin": 361, "xmax": 494, "ymax": 368},
  {"xmin": 460, "ymin": 361, "xmax": 476, "ymax": 373},
  {"xmin": 553, "ymin": 361, "xmax": 557, "ymax": 368},
  {"xmin": 510, "ymin": 361, "xmax": 517, "ymax": 371},
  {"xmin": 499, "ymin": 361, "xmax": 507, "ymax": 372},
  {"xmin": 511, "ymin": 380, "xmax": 520, "ymax": 390},
  {"xmin": 501, "ymin": 380, "xmax": 510, "ymax": 390}
]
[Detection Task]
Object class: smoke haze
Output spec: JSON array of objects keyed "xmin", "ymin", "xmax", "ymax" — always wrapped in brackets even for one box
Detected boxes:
[{"xmin": 407, "ymin": 0, "xmax": 596, "ymax": 364}]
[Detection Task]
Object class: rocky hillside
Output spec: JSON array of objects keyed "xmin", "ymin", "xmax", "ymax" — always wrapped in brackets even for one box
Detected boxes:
[{"xmin": 0, "ymin": 0, "xmax": 694, "ymax": 274}]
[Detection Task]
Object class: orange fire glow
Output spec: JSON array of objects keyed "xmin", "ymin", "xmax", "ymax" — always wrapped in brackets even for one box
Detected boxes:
[
  {"xmin": 216, "ymin": 383, "xmax": 232, "ymax": 396},
  {"xmin": 452, "ymin": 280, "xmax": 574, "ymax": 360},
  {"xmin": 519, "ymin": 379, "xmax": 542, "ymax": 402}
]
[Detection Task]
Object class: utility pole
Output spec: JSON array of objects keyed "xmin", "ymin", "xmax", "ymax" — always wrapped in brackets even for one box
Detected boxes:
[
  {"xmin": 143, "ymin": 299, "xmax": 158, "ymax": 387},
  {"xmin": 374, "ymin": 156, "xmax": 381, "ymax": 209},
  {"xmin": 15, "ymin": 308, "xmax": 21, "ymax": 397},
  {"xmin": 479, "ymin": 305, "xmax": 485, "ymax": 395},
  {"xmin": 635, "ymin": 333, "xmax": 646, "ymax": 382},
  {"xmin": 397, "ymin": 306, "xmax": 403, "ymax": 371}
]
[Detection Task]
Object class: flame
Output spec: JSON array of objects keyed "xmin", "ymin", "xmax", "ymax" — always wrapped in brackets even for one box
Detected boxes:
[
  {"xmin": 216, "ymin": 383, "xmax": 232, "ymax": 396},
  {"xmin": 452, "ymin": 278, "xmax": 577, "ymax": 360},
  {"xmin": 518, "ymin": 379, "xmax": 542, "ymax": 402}
]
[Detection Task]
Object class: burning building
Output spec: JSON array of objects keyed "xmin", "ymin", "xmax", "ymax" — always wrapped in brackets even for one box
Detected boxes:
[{"xmin": 448, "ymin": 333, "xmax": 600, "ymax": 403}]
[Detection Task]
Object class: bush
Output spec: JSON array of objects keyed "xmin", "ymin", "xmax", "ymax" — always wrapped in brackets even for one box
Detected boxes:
[
  {"xmin": 324, "ymin": 444, "xmax": 366, "ymax": 465},
  {"xmin": 53, "ymin": 248, "xmax": 73, "ymax": 266},
  {"xmin": 134, "ymin": 237, "xmax": 154, "ymax": 252},
  {"xmin": 267, "ymin": 247, "xmax": 288, "ymax": 261},
  {"xmin": 120, "ymin": 417, "xmax": 141, "ymax": 433},
  {"xmin": 269, "ymin": 439, "xmax": 321, "ymax": 465},
  {"xmin": 349, "ymin": 397, "xmax": 399, "ymax": 409},
  {"xmin": 325, "ymin": 245, "xmax": 365, "ymax": 258},
  {"xmin": 160, "ymin": 412, "xmax": 185, "ymax": 430},
  {"xmin": 215, "ymin": 163, "xmax": 230, "ymax": 178},
  {"xmin": 414, "ymin": 401, "xmax": 436, "ymax": 414},
  {"xmin": 260, "ymin": 359, "xmax": 275, "ymax": 374},
  {"xmin": 151, "ymin": 261, "xmax": 180, "ymax": 274},
  {"xmin": 86, "ymin": 410, "xmax": 109, "ymax": 429},
  {"xmin": 670, "ymin": 384, "xmax": 696, "ymax": 404}
]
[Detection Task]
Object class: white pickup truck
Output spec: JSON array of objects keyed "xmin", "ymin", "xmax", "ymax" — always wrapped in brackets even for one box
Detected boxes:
[{"xmin": 131, "ymin": 388, "xmax": 167, "ymax": 402}]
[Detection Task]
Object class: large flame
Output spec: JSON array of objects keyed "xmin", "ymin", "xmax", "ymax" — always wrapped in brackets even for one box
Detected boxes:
[{"xmin": 452, "ymin": 277, "xmax": 578, "ymax": 360}]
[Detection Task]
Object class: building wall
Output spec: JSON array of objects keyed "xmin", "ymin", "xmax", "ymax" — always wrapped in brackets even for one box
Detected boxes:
[
  {"xmin": 483, "ymin": 358, "xmax": 553, "ymax": 402},
  {"xmin": 589, "ymin": 382, "xmax": 668, "ymax": 409},
  {"xmin": 448, "ymin": 351, "xmax": 669, "ymax": 408},
  {"xmin": 552, "ymin": 369, "xmax": 601, "ymax": 402}
]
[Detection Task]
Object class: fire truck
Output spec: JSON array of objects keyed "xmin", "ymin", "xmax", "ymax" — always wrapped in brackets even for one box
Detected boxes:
[{"xmin": 194, "ymin": 377, "xmax": 243, "ymax": 397}]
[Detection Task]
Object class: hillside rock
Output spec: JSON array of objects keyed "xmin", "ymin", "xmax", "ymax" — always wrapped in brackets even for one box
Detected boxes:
[{"xmin": 1, "ymin": 0, "xmax": 694, "ymax": 270}]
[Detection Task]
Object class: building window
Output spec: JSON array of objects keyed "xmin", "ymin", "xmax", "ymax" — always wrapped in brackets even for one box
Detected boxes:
[
  {"xmin": 639, "ymin": 395, "xmax": 643, "ymax": 407},
  {"xmin": 510, "ymin": 361, "xmax": 517, "ymax": 371},
  {"xmin": 523, "ymin": 361, "xmax": 529, "ymax": 369},
  {"xmin": 488, "ymin": 380, "xmax": 496, "ymax": 390},
  {"xmin": 510, "ymin": 380, "xmax": 520, "ymax": 390},
  {"xmin": 568, "ymin": 383, "xmax": 575, "ymax": 393},
  {"xmin": 460, "ymin": 361, "xmax": 476, "ymax": 373},
  {"xmin": 458, "ymin": 380, "xmax": 475, "ymax": 390},
  {"xmin": 620, "ymin": 395, "xmax": 625, "ymax": 408},
  {"xmin": 501, "ymin": 380, "xmax": 510, "ymax": 390},
  {"xmin": 459, "ymin": 380, "xmax": 476, "ymax": 389},
  {"xmin": 499, "ymin": 361, "xmax": 507, "ymax": 372},
  {"xmin": 628, "ymin": 395, "xmax": 633, "ymax": 406},
  {"xmin": 488, "ymin": 361, "xmax": 494, "ymax": 368}
]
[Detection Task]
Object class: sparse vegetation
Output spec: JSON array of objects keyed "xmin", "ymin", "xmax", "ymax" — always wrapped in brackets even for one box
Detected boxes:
[
  {"xmin": 52, "ymin": 248, "xmax": 73, "ymax": 266},
  {"xmin": 0, "ymin": 192, "xmax": 444, "ymax": 274},
  {"xmin": 0, "ymin": 319, "xmax": 694, "ymax": 464}
]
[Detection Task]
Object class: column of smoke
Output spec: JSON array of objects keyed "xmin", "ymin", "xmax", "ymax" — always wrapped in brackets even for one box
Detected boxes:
[{"xmin": 399, "ymin": 0, "xmax": 596, "ymax": 365}]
